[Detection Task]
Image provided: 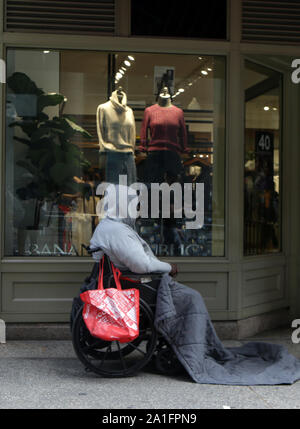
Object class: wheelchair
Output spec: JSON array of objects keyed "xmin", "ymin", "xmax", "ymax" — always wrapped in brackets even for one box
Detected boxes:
[{"xmin": 71, "ymin": 245, "xmax": 183, "ymax": 378}]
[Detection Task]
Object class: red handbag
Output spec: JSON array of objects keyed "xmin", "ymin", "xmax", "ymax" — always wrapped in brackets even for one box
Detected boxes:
[{"xmin": 80, "ymin": 256, "xmax": 140, "ymax": 343}]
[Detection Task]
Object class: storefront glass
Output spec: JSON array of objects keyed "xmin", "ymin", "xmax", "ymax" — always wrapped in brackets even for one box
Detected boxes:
[
  {"xmin": 5, "ymin": 48, "xmax": 226, "ymax": 257},
  {"xmin": 244, "ymin": 60, "xmax": 282, "ymax": 255}
]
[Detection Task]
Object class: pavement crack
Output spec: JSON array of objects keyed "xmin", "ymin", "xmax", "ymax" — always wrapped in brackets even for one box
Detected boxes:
[{"xmin": 247, "ymin": 386, "xmax": 274, "ymax": 409}]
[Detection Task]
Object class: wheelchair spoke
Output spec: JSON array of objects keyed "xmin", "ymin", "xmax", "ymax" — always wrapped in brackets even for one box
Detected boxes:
[
  {"xmin": 116, "ymin": 341, "xmax": 127, "ymax": 371},
  {"xmin": 82, "ymin": 340, "xmax": 101, "ymax": 353},
  {"xmin": 82, "ymin": 345, "xmax": 94, "ymax": 353},
  {"xmin": 98, "ymin": 344, "xmax": 112, "ymax": 369},
  {"xmin": 127, "ymin": 342, "xmax": 147, "ymax": 356}
]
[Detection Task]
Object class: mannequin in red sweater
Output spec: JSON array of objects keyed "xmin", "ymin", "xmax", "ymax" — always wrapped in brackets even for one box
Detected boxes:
[
  {"xmin": 139, "ymin": 87, "xmax": 188, "ymax": 184},
  {"xmin": 139, "ymin": 88, "xmax": 188, "ymax": 255}
]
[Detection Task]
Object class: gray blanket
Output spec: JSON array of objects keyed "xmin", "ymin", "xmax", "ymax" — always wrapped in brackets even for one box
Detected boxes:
[{"xmin": 154, "ymin": 274, "xmax": 300, "ymax": 385}]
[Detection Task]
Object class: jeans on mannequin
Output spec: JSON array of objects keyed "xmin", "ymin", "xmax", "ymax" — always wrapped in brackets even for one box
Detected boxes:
[
  {"xmin": 143, "ymin": 150, "xmax": 183, "ymax": 184},
  {"xmin": 99, "ymin": 151, "xmax": 137, "ymax": 185}
]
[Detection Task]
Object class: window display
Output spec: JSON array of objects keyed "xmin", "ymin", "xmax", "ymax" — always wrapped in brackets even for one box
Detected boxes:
[{"xmin": 5, "ymin": 49, "xmax": 226, "ymax": 257}]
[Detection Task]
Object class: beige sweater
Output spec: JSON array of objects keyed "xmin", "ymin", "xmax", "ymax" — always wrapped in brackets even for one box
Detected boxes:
[{"xmin": 96, "ymin": 90, "xmax": 136, "ymax": 153}]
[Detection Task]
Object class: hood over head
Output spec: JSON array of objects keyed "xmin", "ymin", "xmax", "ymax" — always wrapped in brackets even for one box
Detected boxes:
[
  {"xmin": 102, "ymin": 184, "xmax": 138, "ymax": 229},
  {"xmin": 109, "ymin": 90, "xmax": 128, "ymax": 113}
]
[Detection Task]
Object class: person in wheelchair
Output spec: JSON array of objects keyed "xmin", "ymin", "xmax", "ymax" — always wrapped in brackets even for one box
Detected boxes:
[
  {"xmin": 89, "ymin": 183, "xmax": 178, "ymax": 278},
  {"xmin": 72, "ymin": 183, "xmax": 300, "ymax": 385},
  {"xmin": 71, "ymin": 183, "xmax": 182, "ymax": 378}
]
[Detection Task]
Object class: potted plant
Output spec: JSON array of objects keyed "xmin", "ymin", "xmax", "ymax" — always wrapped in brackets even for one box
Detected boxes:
[{"xmin": 7, "ymin": 72, "xmax": 92, "ymax": 254}]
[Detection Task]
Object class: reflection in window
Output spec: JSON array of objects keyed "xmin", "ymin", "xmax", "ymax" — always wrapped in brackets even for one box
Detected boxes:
[
  {"xmin": 244, "ymin": 60, "xmax": 282, "ymax": 256},
  {"xmin": 5, "ymin": 49, "xmax": 226, "ymax": 257}
]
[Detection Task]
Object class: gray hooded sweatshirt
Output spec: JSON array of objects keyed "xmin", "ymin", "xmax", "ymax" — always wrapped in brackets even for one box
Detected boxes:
[{"xmin": 90, "ymin": 185, "xmax": 172, "ymax": 274}]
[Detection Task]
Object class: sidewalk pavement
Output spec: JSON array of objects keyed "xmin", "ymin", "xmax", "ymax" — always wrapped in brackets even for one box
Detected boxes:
[{"xmin": 0, "ymin": 326, "xmax": 299, "ymax": 409}]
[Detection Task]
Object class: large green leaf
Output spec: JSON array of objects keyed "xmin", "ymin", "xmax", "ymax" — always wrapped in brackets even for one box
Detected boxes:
[
  {"xmin": 13, "ymin": 136, "xmax": 31, "ymax": 146},
  {"xmin": 29, "ymin": 138, "xmax": 55, "ymax": 151},
  {"xmin": 63, "ymin": 117, "xmax": 92, "ymax": 138},
  {"xmin": 37, "ymin": 111, "xmax": 49, "ymax": 122},
  {"xmin": 31, "ymin": 125, "xmax": 64, "ymax": 143},
  {"xmin": 49, "ymin": 162, "xmax": 79, "ymax": 186},
  {"xmin": 53, "ymin": 144, "xmax": 65, "ymax": 163},
  {"xmin": 38, "ymin": 151, "xmax": 55, "ymax": 171},
  {"xmin": 16, "ymin": 159, "xmax": 40, "ymax": 176},
  {"xmin": 31, "ymin": 127, "xmax": 52, "ymax": 142},
  {"xmin": 80, "ymin": 157, "xmax": 91, "ymax": 173},
  {"xmin": 41, "ymin": 119, "xmax": 67, "ymax": 136},
  {"xmin": 65, "ymin": 144, "xmax": 81, "ymax": 164},
  {"xmin": 9, "ymin": 119, "xmax": 38, "ymax": 137},
  {"xmin": 27, "ymin": 148, "xmax": 49, "ymax": 166},
  {"xmin": 37, "ymin": 93, "xmax": 64, "ymax": 113},
  {"xmin": 50, "ymin": 127, "xmax": 66, "ymax": 136},
  {"xmin": 7, "ymin": 72, "xmax": 44, "ymax": 96}
]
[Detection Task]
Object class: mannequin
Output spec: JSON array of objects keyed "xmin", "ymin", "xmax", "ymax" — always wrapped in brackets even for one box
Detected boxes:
[
  {"xmin": 157, "ymin": 86, "xmax": 172, "ymax": 107},
  {"xmin": 139, "ymin": 86, "xmax": 188, "ymax": 184},
  {"xmin": 139, "ymin": 88, "xmax": 188, "ymax": 255},
  {"xmin": 96, "ymin": 87, "xmax": 137, "ymax": 185},
  {"xmin": 116, "ymin": 86, "xmax": 124, "ymax": 103}
]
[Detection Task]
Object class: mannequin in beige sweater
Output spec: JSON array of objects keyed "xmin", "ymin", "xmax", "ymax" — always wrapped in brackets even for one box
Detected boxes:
[
  {"xmin": 96, "ymin": 89, "xmax": 136, "ymax": 153},
  {"xmin": 96, "ymin": 89, "xmax": 136, "ymax": 185}
]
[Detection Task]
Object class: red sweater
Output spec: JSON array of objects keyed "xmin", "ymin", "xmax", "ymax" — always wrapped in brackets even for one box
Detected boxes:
[{"xmin": 139, "ymin": 104, "xmax": 188, "ymax": 154}]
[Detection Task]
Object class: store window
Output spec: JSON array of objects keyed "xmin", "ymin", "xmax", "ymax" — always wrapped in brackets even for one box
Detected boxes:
[
  {"xmin": 244, "ymin": 60, "xmax": 282, "ymax": 256},
  {"xmin": 5, "ymin": 48, "xmax": 226, "ymax": 257}
]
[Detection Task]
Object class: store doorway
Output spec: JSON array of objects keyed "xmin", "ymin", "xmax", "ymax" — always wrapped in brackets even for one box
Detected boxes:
[{"xmin": 243, "ymin": 60, "xmax": 282, "ymax": 256}]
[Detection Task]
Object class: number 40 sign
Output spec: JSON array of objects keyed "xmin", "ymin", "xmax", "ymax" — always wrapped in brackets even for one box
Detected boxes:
[
  {"xmin": 255, "ymin": 131, "xmax": 274, "ymax": 177},
  {"xmin": 255, "ymin": 131, "xmax": 274, "ymax": 154}
]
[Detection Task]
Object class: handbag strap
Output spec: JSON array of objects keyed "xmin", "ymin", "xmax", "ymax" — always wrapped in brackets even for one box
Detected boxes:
[
  {"xmin": 111, "ymin": 264, "xmax": 122, "ymax": 291},
  {"xmin": 98, "ymin": 255, "xmax": 122, "ymax": 291},
  {"xmin": 97, "ymin": 255, "xmax": 104, "ymax": 290}
]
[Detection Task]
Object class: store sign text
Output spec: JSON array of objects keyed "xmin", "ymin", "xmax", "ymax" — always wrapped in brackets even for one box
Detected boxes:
[{"xmin": 25, "ymin": 243, "xmax": 76, "ymax": 256}]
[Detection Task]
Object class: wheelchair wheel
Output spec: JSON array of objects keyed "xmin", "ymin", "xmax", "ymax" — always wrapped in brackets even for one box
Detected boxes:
[
  {"xmin": 155, "ymin": 340, "xmax": 184, "ymax": 376},
  {"xmin": 72, "ymin": 299, "xmax": 158, "ymax": 377}
]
